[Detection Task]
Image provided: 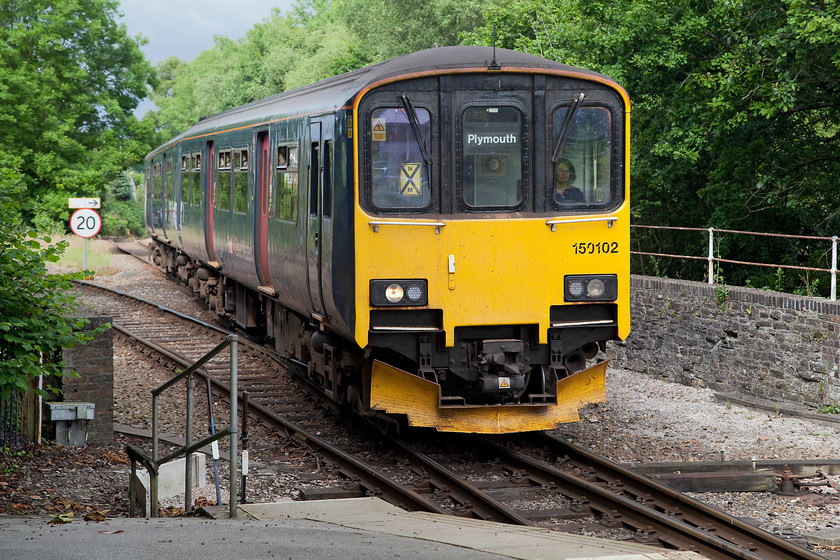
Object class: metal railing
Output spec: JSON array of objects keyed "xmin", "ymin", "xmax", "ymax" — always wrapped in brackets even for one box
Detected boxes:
[
  {"xmin": 0, "ymin": 391, "xmax": 26, "ymax": 449},
  {"xmin": 631, "ymin": 225, "xmax": 839, "ymax": 301},
  {"xmin": 128, "ymin": 334, "xmax": 240, "ymax": 518}
]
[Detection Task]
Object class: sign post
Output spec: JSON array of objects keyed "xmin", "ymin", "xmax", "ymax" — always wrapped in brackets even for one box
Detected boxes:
[{"xmin": 69, "ymin": 206, "xmax": 102, "ymax": 269}]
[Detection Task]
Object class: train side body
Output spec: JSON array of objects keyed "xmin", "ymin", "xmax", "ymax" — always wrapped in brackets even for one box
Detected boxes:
[{"xmin": 144, "ymin": 47, "xmax": 630, "ymax": 433}]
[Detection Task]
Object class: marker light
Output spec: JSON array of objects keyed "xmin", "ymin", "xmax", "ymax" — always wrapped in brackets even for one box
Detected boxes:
[
  {"xmin": 564, "ymin": 275, "xmax": 617, "ymax": 302},
  {"xmin": 406, "ymin": 284, "xmax": 424, "ymax": 301},
  {"xmin": 568, "ymin": 279, "xmax": 586, "ymax": 298}
]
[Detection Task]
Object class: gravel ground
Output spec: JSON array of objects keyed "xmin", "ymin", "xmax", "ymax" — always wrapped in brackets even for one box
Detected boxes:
[{"xmin": 4, "ymin": 238, "xmax": 840, "ymax": 556}]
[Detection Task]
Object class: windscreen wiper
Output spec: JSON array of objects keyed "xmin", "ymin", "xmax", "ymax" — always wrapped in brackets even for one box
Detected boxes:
[
  {"xmin": 399, "ymin": 95, "xmax": 432, "ymax": 168},
  {"xmin": 551, "ymin": 92, "xmax": 585, "ymax": 164}
]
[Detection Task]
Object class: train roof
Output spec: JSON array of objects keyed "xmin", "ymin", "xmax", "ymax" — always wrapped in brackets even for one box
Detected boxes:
[{"xmin": 151, "ymin": 46, "xmax": 621, "ymax": 155}]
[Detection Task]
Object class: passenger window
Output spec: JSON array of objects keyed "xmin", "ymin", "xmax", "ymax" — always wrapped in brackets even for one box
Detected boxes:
[
  {"xmin": 275, "ymin": 145, "xmax": 299, "ymax": 222},
  {"xmin": 234, "ymin": 149, "xmax": 249, "ymax": 214},
  {"xmin": 549, "ymin": 106, "xmax": 612, "ymax": 209},
  {"xmin": 191, "ymin": 154, "xmax": 202, "ymax": 206},
  {"xmin": 181, "ymin": 155, "xmax": 191, "ymax": 206},
  {"xmin": 152, "ymin": 163, "xmax": 161, "ymax": 203},
  {"xmin": 166, "ymin": 158, "xmax": 176, "ymax": 204},
  {"xmin": 369, "ymin": 107, "xmax": 431, "ymax": 210},
  {"xmin": 460, "ymin": 106, "xmax": 524, "ymax": 209},
  {"xmin": 152, "ymin": 162, "xmax": 162, "ymax": 228},
  {"xmin": 217, "ymin": 150, "xmax": 232, "ymax": 210},
  {"xmin": 145, "ymin": 167, "xmax": 150, "ymax": 201}
]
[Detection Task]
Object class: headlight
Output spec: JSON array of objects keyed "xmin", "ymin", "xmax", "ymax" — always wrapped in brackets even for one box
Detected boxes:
[
  {"xmin": 385, "ymin": 284, "xmax": 404, "ymax": 303},
  {"xmin": 564, "ymin": 275, "xmax": 617, "ymax": 302},
  {"xmin": 587, "ymin": 278, "xmax": 605, "ymax": 298},
  {"xmin": 370, "ymin": 279, "xmax": 428, "ymax": 306}
]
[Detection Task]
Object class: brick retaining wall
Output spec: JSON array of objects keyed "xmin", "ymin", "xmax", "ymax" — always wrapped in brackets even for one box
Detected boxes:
[
  {"xmin": 60, "ymin": 316, "xmax": 113, "ymax": 444},
  {"xmin": 613, "ymin": 276, "xmax": 840, "ymax": 406}
]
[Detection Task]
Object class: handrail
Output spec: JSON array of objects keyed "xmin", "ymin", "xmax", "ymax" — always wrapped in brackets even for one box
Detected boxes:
[
  {"xmin": 146, "ymin": 334, "xmax": 240, "ymax": 518},
  {"xmin": 546, "ymin": 216, "xmax": 617, "ymax": 231},
  {"xmin": 631, "ymin": 225, "xmax": 839, "ymax": 301},
  {"xmin": 369, "ymin": 220, "xmax": 446, "ymax": 233}
]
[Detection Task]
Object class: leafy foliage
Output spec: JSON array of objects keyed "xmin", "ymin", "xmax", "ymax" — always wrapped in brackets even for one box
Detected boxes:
[
  {"xmin": 145, "ymin": 0, "xmax": 501, "ymax": 137},
  {"xmin": 0, "ymin": 0, "xmax": 156, "ymax": 228},
  {"xmin": 0, "ymin": 170, "xmax": 109, "ymax": 401}
]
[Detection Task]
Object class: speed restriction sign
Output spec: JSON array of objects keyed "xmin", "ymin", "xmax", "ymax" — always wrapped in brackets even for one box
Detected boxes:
[{"xmin": 70, "ymin": 208, "xmax": 102, "ymax": 238}]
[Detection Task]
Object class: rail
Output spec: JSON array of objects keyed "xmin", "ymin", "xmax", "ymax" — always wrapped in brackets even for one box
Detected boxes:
[
  {"xmin": 140, "ymin": 334, "xmax": 240, "ymax": 518},
  {"xmin": 632, "ymin": 225, "xmax": 839, "ymax": 301}
]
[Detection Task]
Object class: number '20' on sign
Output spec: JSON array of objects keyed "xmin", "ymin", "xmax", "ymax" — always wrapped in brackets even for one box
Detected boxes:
[{"xmin": 70, "ymin": 208, "xmax": 102, "ymax": 238}]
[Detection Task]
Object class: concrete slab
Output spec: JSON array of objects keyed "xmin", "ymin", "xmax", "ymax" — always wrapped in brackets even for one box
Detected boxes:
[
  {"xmin": 241, "ymin": 496, "xmax": 402, "ymax": 520},
  {"xmin": 240, "ymin": 498, "xmax": 705, "ymax": 560},
  {"xmin": 0, "ymin": 516, "xmax": 509, "ymax": 560},
  {"xmin": 805, "ymin": 527, "xmax": 840, "ymax": 546},
  {"xmin": 132, "ymin": 453, "xmax": 206, "ymax": 516}
]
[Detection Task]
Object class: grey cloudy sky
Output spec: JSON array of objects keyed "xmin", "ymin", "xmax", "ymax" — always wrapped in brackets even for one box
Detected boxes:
[
  {"xmin": 117, "ymin": 0, "xmax": 296, "ymax": 115},
  {"xmin": 118, "ymin": 0, "xmax": 296, "ymax": 64}
]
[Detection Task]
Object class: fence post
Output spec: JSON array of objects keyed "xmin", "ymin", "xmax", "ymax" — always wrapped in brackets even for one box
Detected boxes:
[
  {"xmin": 151, "ymin": 392, "xmax": 159, "ymax": 517},
  {"xmin": 708, "ymin": 227, "xmax": 715, "ymax": 285},
  {"xmin": 185, "ymin": 374, "xmax": 194, "ymax": 513},
  {"xmin": 832, "ymin": 236, "xmax": 838, "ymax": 301},
  {"xmin": 229, "ymin": 335, "xmax": 239, "ymax": 519}
]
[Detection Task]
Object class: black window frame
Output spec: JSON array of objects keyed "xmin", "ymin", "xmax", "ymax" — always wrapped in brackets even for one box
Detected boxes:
[
  {"xmin": 362, "ymin": 102, "xmax": 437, "ymax": 215},
  {"xmin": 274, "ymin": 142, "xmax": 299, "ymax": 224},
  {"xmin": 546, "ymin": 100, "xmax": 624, "ymax": 213},
  {"xmin": 455, "ymin": 101, "xmax": 530, "ymax": 213},
  {"xmin": 190, "ymin": 153, "xmax": 202, "ymax": 206},
  {"xmin": 233, "ymin": 147, "xmax": 250, "ymax": 214},
  {"xmin": 216, "ymin": 148, "xmax": 232, "ymax": 211}
]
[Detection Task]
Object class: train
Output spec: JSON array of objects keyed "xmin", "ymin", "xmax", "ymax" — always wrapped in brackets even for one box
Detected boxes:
[{"xmin": 144, "ymin": 46, "xmax": 630, "ymax": 434}]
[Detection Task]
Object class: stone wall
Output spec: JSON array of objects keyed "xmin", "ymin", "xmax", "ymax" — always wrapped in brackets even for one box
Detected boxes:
[
  {"xmin": 613, "ymin": 276, "xmax": 840, "ymax": 406},
  {"xmin": 59, "ymin": 316, "xmax": 114, "ymax": 444}
]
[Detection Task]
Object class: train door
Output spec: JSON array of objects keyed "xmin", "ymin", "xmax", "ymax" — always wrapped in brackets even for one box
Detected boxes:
[
  {"xmin": 306, "ymin": 121, "xmax": 327, "ymax": 316},
  {"xmin": 255, "ymin": 130, "xmax": 272, "ymax": 291},
  {"xmin": 204, "ymin": 141, "xmax": 218, "ymax": 265}
]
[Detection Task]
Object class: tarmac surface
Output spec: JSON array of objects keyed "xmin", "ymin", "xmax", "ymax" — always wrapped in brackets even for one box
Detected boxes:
[{"xmin": 0, "ymin": 497, "xmax": 703, "ymax": 560}]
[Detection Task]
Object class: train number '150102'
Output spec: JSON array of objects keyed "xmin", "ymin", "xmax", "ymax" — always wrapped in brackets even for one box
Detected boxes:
[{"xmin": 572, "ymin": 242, "xmax": 619, "ymax": 255}]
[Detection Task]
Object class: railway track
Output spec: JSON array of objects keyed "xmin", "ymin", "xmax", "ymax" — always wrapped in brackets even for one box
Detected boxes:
[
  {"xmin": 389, "ymin": 432, "xmax": 826, "ymax": 560},
  {"xmin": 74, "ymin": 279, "xmax": 827, "ymax": 560}
]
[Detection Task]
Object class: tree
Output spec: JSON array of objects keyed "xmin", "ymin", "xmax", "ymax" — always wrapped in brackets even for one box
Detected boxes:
[
  {"xmin": 146, "ymin": 0, "xmax": 500, "ymax": 138},
  {"xmin": 337, "ymin": 0, "xmax": 500, "ymax": 61},
  {"xmin": 0, "ymin": 0, "xmax": 157, "ymax": 229},
  {"xmin": 0, "ymin": 170, "xmax": 108, "ymax": 401}
]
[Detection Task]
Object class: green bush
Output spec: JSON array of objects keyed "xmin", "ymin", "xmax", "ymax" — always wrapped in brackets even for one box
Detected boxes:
[{"xmin": 0, "ymin": 169, "xmax": 109, "ymax": 400}]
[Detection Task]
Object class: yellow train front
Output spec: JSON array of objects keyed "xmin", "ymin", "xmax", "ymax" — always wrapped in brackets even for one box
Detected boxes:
[
  {"xmin": 145, "ymin": 46, "xmax": 629, "ymax": 434},
  {"xmin": 351, "ymin": 48, "xmax": 630, "ymax": 433}
]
